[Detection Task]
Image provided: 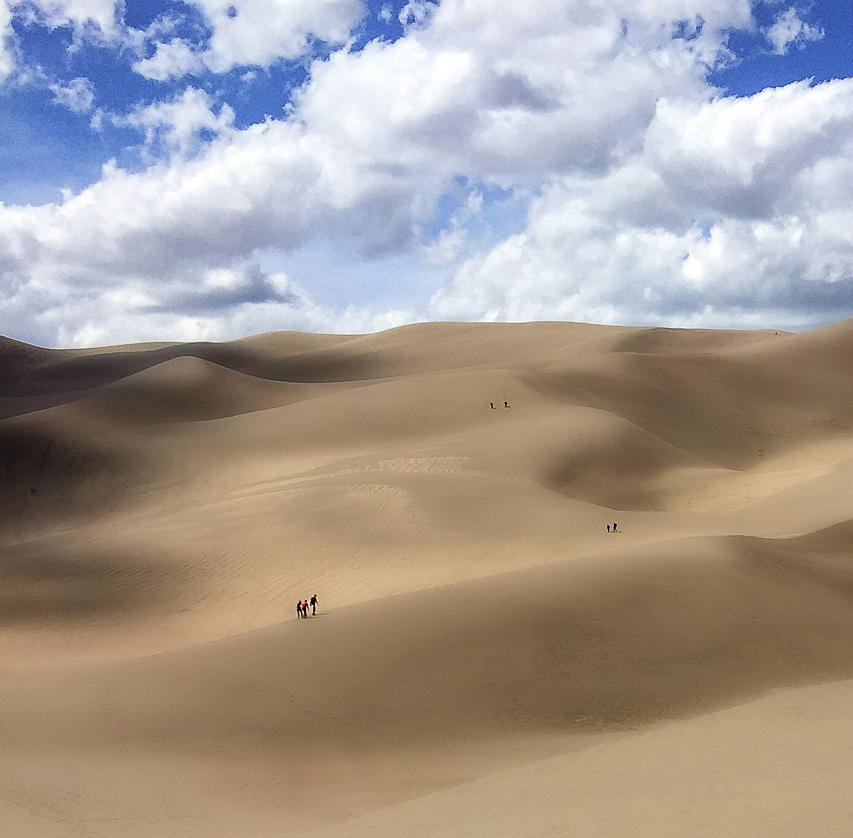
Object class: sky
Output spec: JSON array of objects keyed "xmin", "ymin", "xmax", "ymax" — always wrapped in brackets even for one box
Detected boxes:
[{"xmin": 0, "ymin": 0, "xmax": 851, "ymax": 347}]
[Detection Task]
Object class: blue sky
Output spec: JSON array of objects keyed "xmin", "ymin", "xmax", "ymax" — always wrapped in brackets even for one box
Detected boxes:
[{"xmin": 0, "ymin": 0, "xmax": 851, "ymax": 346}]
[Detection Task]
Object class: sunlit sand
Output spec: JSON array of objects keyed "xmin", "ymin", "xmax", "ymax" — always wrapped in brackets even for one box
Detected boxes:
[{"xmin": 1, "ymin": 320, "xmax": 851, "ymax": 835}]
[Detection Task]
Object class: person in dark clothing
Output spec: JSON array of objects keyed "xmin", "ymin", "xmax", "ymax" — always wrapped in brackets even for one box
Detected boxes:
[
  {"xmin": 296, "ymin": 601, "xmax": 303, "ymax": 619},
  {"xmin": 612, "ymin": 522, "xmax": 618, "ymax": 533},
  {"xmin": 606, "ymin": 523, "xmax": 611, "ymax": 533},
  {"xmin": 504, "ymin": 401, "xmax": 509, "ymax": 408},
  {"xmin": 490, "ymin": 402, "xmax": 495, "ymax": 409},
  {"xmin": 310, "ymin": 594, "xmax": 318, "ymax": 615}
]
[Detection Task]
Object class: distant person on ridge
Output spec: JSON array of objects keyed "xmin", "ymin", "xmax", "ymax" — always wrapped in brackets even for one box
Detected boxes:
[
  {"xmin": 490, "ymin": 402, "xmax": 495, "ymax": 409},
  {"xmin": 612, "ymin": 522, "xmax": 618, "ymax": 533},
  {"xmin": 310, "ymin": 593, "xmax": 318, "ymax": 615},
  {"xmin": 302, "ymin": 600, "xmax": 309, "ymax": 618},
  {"xmin": 296, "ymin": 601, "xmax": 303, "ymax": 619},
  {"xmin": 504, "ymin": 401, "xmax": 509, "ymax": 408},
  {"xmin": 606, "ymin": 523, "xmax": 611, "ymax": 533}
]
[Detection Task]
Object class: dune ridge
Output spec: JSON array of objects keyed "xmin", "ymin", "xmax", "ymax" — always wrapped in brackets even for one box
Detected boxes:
[{"xmin": 1, "ymin": 319, "xmax": 851, "ymax": 835}]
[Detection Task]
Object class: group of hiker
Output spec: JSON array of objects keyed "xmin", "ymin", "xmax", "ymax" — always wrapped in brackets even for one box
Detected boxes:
[
  {"xmin": 296, "ymin": 594, "xmax": 319, "ymax": 619},
  {"xmin": 606, "ymin": 522, "xmax": 618, "ymax": 533},
  {"xmin": 489, "ymin": 401, "xmax": 510, "ymax": 409}
]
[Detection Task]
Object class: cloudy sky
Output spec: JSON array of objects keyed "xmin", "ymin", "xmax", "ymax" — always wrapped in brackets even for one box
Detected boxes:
[{"xmin": 0, "ymin": 0, "xmax": 851, "ymax": 346}]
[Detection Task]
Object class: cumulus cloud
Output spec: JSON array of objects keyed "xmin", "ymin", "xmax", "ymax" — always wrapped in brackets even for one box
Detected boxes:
[
  {"xmin": 46, "ymin": 0, "xmax": 115, "ymax": 32},
  {"xmin": 0, "ymin": 0, "xmax": 850, "ymax": 346},
  {"xmin": 0, "ymin": 108, "xmax": 424, "ymax": 344},
  {"xmin": 0, "ymin": 0, "xmax": 122, "ymax": 83},
  {"xmin": 0, "ymin": 0, "xmax": 361, "ymax": 82},
  {"xmin": 46, "ymin": 270, "xmax": 412, "ymax": 348},
  {"xmin": 141, "ymin": 264, "xmax": 298, "ymax": 313},
  {"xmin": 764, "ymin": 7, "xmax": 824, "ymax": 55},
  {"xmin": 421, "ymin": 228, "xmax": 466, "ymax": 266},
  {"xmin": 0, "ymin": 2, "xmax": 15, "ymax": 81},
  {"xmin": 49, "ymin": 76, "xmax": 95, "ymax": 112},
  {"xmin": 645, "ymin": 81, "xmax": 853, "ymax": 218},
  {"xmin": 133, "ymin": 38, "xmax": 204, "ymax": 81},
  {"xmin": 13, "ymin": 0, "xmax": 747, "ymax": 310},
  {"xmin": 93, "ymin": 87, "xmax": 235, "ymax": 159},
  {"xmin": 430, "ymin": 78, "xmax": 853, "ymax": 330},
  {"xmin": 9, "ymin": 0, "xmax": 118, "ymax": 35},
  {"xmin": 134, "ymin": 0, "xmax": 364, "ymax": 79},
  {"xmin": 399, "ymin": 0, "xmax": 437, "ymax": 30},
  {"xmin": 419, "ymin": 187, "xmax": 483, "ymax": 266},
  {"xmin": 294, "ymin": 0, "xmax": 749, "ymax": 190}
]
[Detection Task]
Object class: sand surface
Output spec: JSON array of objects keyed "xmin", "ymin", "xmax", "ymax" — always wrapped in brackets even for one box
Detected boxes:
[{"xmin": 0, "ymin": 320, "xmax": 851, "ymax": 835}]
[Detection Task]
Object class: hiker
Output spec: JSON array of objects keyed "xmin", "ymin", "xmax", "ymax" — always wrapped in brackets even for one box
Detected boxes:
[
  {"xmin": 606, "ymin": 523, "xmax": 611, "ymax": 533},
  {"xmin": 504, "ymin": 401, "xmax": 509, "ymax": 408},
  {"xmin": 296, "ymin": 600, "xmax": 303, "ymax": 619},
  {"xmin": 490, "ymin": 402, "xmax": 495, "ymax": 409},
  {"xmin": 310, "ymin": 593, "xmax": 318, "ymax": 615},
  {"xmin": 302, "ymin": 600, "xmax": 309, "ymax": 618},
  {"xmin": 612, "ymin": 522, "xmax": 618, "ymax": 533}
]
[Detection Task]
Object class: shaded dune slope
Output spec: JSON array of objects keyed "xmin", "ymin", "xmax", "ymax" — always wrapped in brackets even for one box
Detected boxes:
[
  {"xmin": 81, "ymin": 356, "xmax": 321, "ymax": 424},
  {"xmin": 1, "ymin": 320, "xmax": 852, "ymax": 836},
  {"xmin": 0, "ymin": 320, "xmax": 850, "ymax": 617},
  {"xmin": 0, "ymin": 320, "xmax": 794, "ymax": 409},
  {"xmin": 5, "ymin": 521, "xmax": 852, "ymax": 758},
  {"xmin": 316, "ymin": 678, "xmax": 853, "ymax": 838},
  {"xmin": 0, "ymin": 321, "xmax": 853, "ymax": 536}
]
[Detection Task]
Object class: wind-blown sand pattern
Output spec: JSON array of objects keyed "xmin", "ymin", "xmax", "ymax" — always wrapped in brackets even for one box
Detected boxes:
[{"xmin": 1, "ymin": 320, "xmax": 851, "ymax": 836}]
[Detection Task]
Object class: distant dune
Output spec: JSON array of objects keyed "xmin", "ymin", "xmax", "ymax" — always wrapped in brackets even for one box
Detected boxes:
[{"xmin": 1, "ymin": 320, "xmax": 851, "ymax": 836}]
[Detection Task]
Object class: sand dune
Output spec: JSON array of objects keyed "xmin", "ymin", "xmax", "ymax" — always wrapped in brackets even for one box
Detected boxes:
[
  {"xmin": 321, "ymin": 678, "xmax": 853, "ymax": 837},
  {"xmin": 0, "ymin": 319, "xmax": 851, "ymax": 835}
]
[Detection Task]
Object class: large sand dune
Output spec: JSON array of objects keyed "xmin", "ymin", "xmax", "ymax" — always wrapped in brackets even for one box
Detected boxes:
[{"xmin": 1, "ymin": 320, "xmax": 851, "ymax": 835}]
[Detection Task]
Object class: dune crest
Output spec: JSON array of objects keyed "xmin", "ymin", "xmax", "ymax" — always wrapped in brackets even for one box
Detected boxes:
[{"xmin": 1, "ymin": 320, "xmax": 851, "ymax": 835}]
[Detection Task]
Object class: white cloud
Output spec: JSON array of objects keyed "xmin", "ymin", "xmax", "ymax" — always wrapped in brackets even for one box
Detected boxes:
[
  {"xmin": 295, "ymin": 0, "xmax": 749, "ymax": 190},
  {"xmin": 133, "ymin": 38, "xmax": 204, "ymax": 81},
  {"xmin": 419, "ymin": 186, "xmax": 483, "ymax": 266},
  {"xmin": 17, "ymin": 0, "xmax": 118, "ymax": 35},
  {"xmin": 429, "ymin": 77, "xmax": 853, "ymax": 330},
  {"xmin": 0, "ymin": 107, "xmax": 425, "ymax": 344},
  {"xmin": 49, "ymin": 76, "xmax": 95, "ymax": 112},
  {"xmin": 764, "ymin": 7, "xmax": 823, "ymax": 55},
  {"xmin": 95, "ymin": 87, "xmax": 235, "ymax": 158},
  {"xmin": 135, "ymin": 0, "xmax": 364, "ymax": 79},
  {"xmin": 1, "ymin": 0, "xmax": 850, "ymax": 346},
  {"xmin": 421, "ymin": 228, "xmax": 466, "ymax": 266},
  {"xmin": 0, "ymin": 2, "xmax": 15, "ymax": 81},
  {"xmin": 645, "ymin": 80, "xmax": 853, "ymax": 217},
  {"xmin": 45, "ymin": 266, "xmax": 413, "ymax": 347},
  {"xmin": 0, "ymin": 0, "xmax": 361, "ymax": 82},
  {"xmin": 399, "ymin": 0, "xmax": 437, "ymax": 30},
  {"xmin": 0, "ymin": 0, "xmax": 120, "ymax": 82}
]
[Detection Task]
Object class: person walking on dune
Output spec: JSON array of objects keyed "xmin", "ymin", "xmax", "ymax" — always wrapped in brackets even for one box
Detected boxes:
[
  {"xmin": 296, "ymin": 600, "xmax": 303, "ymax": 619},
  {"xmin": 302, "ymin": 600, "xmax": 309, "ymax": 618},
  {"xmin": 310, "ymin": 593, "xmax": 319, "ymax": 615},
  {"xmin": 606, "ymin": 523, "xmax": 611, "ymax": 533}
]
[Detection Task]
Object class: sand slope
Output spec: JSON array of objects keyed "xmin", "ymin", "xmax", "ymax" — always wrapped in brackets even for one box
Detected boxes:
[
  {"xmin": 320, "ymin": 678, "xmax": 853, "ymax": 837},
  {"xmin": 0, "ymin": 320, "xmax": 851, "ymax": 835}
]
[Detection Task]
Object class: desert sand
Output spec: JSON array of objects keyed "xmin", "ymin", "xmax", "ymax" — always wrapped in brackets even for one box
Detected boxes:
[{"xmin": 0, "ymin": 319, "xmax": 851, "ymax": 836}]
